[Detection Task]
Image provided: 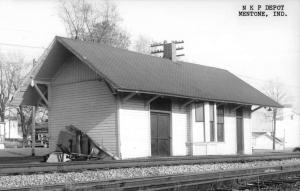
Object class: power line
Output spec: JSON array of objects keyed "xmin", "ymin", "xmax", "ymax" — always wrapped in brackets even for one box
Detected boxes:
[
  {"xmin": 0, "ymin": 27, "xmax": 36, "ymax": 33},
  {"xmin": 0, "ymin": 28, "xmax": 59, "ymax": 36},
  {"xmin": 235, "ymin": 73, "xmax": 300, "ymax": 89},
  {"xmin": 0, "ymin": 42, "xmax": 45, "ymax": 49}
]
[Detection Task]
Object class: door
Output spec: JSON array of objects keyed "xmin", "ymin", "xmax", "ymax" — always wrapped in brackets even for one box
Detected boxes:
[
  {"xmin": 236, "ymin": 108, "xmax": 244, "ymax": 154},
  {"xmin": 151, "ymin": 112, "xmax": 171, "ymax": 156}
]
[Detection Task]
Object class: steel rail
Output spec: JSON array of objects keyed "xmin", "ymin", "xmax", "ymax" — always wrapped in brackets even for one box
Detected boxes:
[
  {"xmin": 2, "ymin": 164, "xmax": 300, "ymax": 191},
  {"xmin": 0, "ymin": 153, "xmax": 300, "ymax": 176}
]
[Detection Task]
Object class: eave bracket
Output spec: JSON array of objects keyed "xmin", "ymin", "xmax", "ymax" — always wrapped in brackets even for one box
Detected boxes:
[
  {"xmin": 32, "ymin": 80, "xmax": 49, "ymax": 107},
  {"xmin": 122, "ymin": 92, "xmax": 137, "ymax": 103},
  {"xmin": 145, "ymin": 95, "xmax": 160, "ymax": 107},
  {"xmin": 231, "ymin": 105, "xmax": 243, "ymax": 112},
  {"xmin": 251, "ymin": 106, "xmax": 263, "ymax": 113},
  {"xmin": 181, "ymin": 99, "xmax": 194, "ymax": 109}
]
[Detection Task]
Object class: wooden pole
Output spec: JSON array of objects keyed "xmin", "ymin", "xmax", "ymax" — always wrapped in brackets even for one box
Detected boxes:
[
  {"xmin": 76, "ymin": 132, "xmax": 81, "ymax": 154},
  {"xmin": 31, "ymin": 106, "xmax": 36, "ymax": 156},
  {"xmin": 272, "ymin": 108, "xmax": 277, "ymax": 150},
  {"xmin": 9, "ymin": 108, "xmax": 11, "ymax": 139}
]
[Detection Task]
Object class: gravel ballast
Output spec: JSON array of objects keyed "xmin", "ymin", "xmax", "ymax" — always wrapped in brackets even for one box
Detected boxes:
[{"xmin": 1, "ymin": 158, "xmax": 300, "ymax": 189}]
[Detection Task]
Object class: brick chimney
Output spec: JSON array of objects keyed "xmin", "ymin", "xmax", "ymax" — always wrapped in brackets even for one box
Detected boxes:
[{"xmin": 163, "ymin": 42, "xmax": 176, "ymax": 61}]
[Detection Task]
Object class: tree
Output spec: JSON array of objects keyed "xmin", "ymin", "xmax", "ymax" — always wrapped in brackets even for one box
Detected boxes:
[
  {"xmin": 18, "ymin": 106, "xmax": 33, "ymax": 147},
  {"xmin": 132, "ymin": 35, "xmax": 153, "ymax": 54},
  {"xmin": 0, "ymin": 51, "xmax": 43, "ymax": 147},
  {"xmin": 0, "ymin": 52, "xmax": 29, "ymax": 147},
  {"xmin": 263, "ymin": 79, "xmax": 287, "ymax": 150},
  {"xmin": 59, "ymin": 0, "xmax": 131, "ymax": 49},
  {"xmin": 0, "ymin": 52, "xmax": 25, "ymax": 122}
]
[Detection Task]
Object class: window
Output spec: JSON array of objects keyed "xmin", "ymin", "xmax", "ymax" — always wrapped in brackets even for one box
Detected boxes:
[
  {"xmin": 195, "ymin": 103, "xmax": 204, "ymax": 122},
  {"xmin": 217, "ymin": 106, "xmax": 224, "ymax": 142},
  {"xmin": 209, "ymin": 103, "xmax": 215, "ymax": 141}
]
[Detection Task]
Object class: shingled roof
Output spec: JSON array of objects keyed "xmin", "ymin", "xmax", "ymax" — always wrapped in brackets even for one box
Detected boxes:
[{"xmin": 13, "ymin": 36, "xmax": 282, "ymax": 108}]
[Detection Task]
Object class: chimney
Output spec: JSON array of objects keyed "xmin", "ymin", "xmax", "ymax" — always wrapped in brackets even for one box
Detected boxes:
[{"xmin": 163, "ymin": 42, "xmax": 176, "ymax": 61}]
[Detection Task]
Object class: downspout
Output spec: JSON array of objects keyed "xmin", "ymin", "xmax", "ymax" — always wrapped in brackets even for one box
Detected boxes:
[{"xmin": 116, "ymin": 94, "xmax": 121, "ymax": 159}]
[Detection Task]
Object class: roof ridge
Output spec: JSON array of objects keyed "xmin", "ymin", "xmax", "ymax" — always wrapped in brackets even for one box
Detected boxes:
[
  {"xmin": 55, "ymin": 36, "xmax": 228, "ymax": 72},
  {"xmin": 56, "ymin": 36, "xmax": 172, "ymax": 62},
  {"xmin": 51, "ymin": 36, "xmax": 281, "ymax": 108}
]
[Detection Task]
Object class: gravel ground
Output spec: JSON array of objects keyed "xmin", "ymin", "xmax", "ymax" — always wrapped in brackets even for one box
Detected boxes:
[{"xmin": 1, "ymin": 158, "xmax": 300, "ymax": 189}]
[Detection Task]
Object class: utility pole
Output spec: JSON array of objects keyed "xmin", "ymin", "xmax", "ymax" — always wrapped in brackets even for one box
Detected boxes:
[
  {"xmin": 150, "ymin": 40, "xmax": 185, "ymax": 58},
  {"xmin": 8, "ymin": 108, "xmax": 10, "ymax": 139},
  {"xmin": 31, "ymin": 106, "xmax": 36, "ymax": 156},
  {"xmin": 272, "ymin": 108, "xmax": 277, "ymax": 150},
  {"xmin": 0, "ymin": 61, "xmax": 5, "ymax": 141}
]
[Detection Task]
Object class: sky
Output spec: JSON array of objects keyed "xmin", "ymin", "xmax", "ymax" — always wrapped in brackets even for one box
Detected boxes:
[{"xmin": 0, "ymin": 0, "xmax": 299, "ymax": 108}]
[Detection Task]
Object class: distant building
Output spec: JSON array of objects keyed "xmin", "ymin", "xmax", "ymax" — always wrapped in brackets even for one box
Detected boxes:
[
  {"xmin": 277, "ymin": 106, "xmax": 300, "ymax": 149},
  {"xmin": 4, "ymin": 117, "xmax": 22, "ymax": 139},
  {"xmin": 252, "ymin": 132, "xmax": 283, "ymax": 150},
  {"xmin": 0, "ymin": 117, "xmax": 22, "ymax": 150},
  {"xmin": 251, "ymin": 104, "xmax": 300, "ymax": 150},
  {"xmin": 251, "ymin": 110, "xmax": 273, "ymax": 133}
]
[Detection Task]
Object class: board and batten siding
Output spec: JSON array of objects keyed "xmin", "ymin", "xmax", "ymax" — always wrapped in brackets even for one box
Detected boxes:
[
  {"xmin": 188, "ymin": 103, "xmax": 253, "ymax": 155},
  {"xmin": 190, "ymin": 102, "xmax": 206, "ymax": 155},
  {"xmin": 48, "ymin": 56, "xmax": 118, "ymax": 155},
  {"xmin": 202, "ymin": 106, "xmax": 252, "ymax": 155},
  {"xmin": 119, "ymin": 97, "xmax": 151, "ymax": 159},
  {"xmin": 171, "ymin": 101, "xmax": 188, "ymax": 156},
  {"xmin": 119, "ymin": 98, "xmax": 189, "ymax": 158},
  {"xmin": 243, "ymin": 107, "xmax": 252, "ymax": 154},
  {"xmin": 209, "ymin": 106, "xmax": 237, "ymax": 155}
]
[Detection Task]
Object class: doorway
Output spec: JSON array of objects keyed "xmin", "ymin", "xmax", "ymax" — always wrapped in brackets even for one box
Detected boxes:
[
  {"xmin": 236, "ymin": 108, "xmax": 244, "ymax": 154},
  {"xmin": 151, "ymin": 112, "xmax": 171, "ymax": 156}
]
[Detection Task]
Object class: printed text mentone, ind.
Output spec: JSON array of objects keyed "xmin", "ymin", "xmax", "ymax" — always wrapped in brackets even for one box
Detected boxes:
[{"xmin": 238, "ymin": 4, "xmax": 287, "ymax": 17}]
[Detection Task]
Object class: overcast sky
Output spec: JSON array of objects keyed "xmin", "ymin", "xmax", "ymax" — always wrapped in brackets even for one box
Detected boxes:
[{"xmin": 0, "ymin": 0, "xmax": 299, "ymax": 108}]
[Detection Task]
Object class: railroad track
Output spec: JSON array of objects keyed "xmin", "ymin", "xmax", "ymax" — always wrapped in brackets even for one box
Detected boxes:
[
  {"xmin": 3, "ymin": 163, "xmax": 300, "ymax": 191},
  {"xmin": 0, "ymin": 152, "xmax": 300, "ymax": 176}
]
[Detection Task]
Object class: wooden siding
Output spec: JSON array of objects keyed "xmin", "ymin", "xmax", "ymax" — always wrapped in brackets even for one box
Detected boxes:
[
  {"xmin": 119, "ymin": 96, "xmax": 151, "ymax": 159},
  {"xmin": 215, "ymin": 106, "xmax": 237, "ymax": 154},
  {"xmin": 119, "ymin": 95, "xmax": 253, "ymax": 157},
  {"xmin": 191, "ymin": 102, "xmax": 207, "ymax": 155},
  {"xmin": 171, "ymin": 101, "xmax": 188, "ymax": 156},
  {"xmin": 48, "ymin": 56, "xmax": 117, "ymax": 155},
  {"xmin": 119, "ymin": 98, "xmax": 189, "ymax": 158},
  {"xmin": 243, "ymin": 107, "xmax": 252, "ymax": 154},
  {"xmin": 189, "ymin": 103, "xmax": 254, "ymax": 155},
  {"xmin": 52, "ymin": 56, "xmax": 99, "ymax": 84}
]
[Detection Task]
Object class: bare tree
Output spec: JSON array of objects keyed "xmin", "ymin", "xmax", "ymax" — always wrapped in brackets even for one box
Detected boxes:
[
  {"xmin": 18, "ymin": 106, "xmax": 33, "ymax": 147},
  {"xmin": 263, "ymin": 79, "xmax": 287, "ymax": 150},
  {"xmin": 0, "ymin": 52, "xmax": 25, "ymax": 122},
  {"xmin": 59, "ymin": 0, "xmax": 130, "ymax": 49},
  {"xmin": 0, "ymin": 51, "xmax": 41, "ymax": 147},
  {"xmin": 132, "ymin": 35, "xmax": 153, "ymax": 54}
]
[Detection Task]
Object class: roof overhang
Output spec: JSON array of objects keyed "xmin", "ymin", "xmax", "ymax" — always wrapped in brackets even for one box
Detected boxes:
[
  {"xmin": 116, "ymin": 88, "xmax": 283, "ymax": 108},
  {"xmin": 11, "ymin": 36, "xmax": 283, "ymax": 109}
]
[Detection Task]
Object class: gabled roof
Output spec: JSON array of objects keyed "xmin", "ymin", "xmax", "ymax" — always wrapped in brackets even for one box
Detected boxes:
[
  {"xmin": 252, "ymin": 132, "xmax": 283, "ymax": 143},
  {"xmin": 12, "ymin": 36, "xmax": 282, "ymax": 107}
]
